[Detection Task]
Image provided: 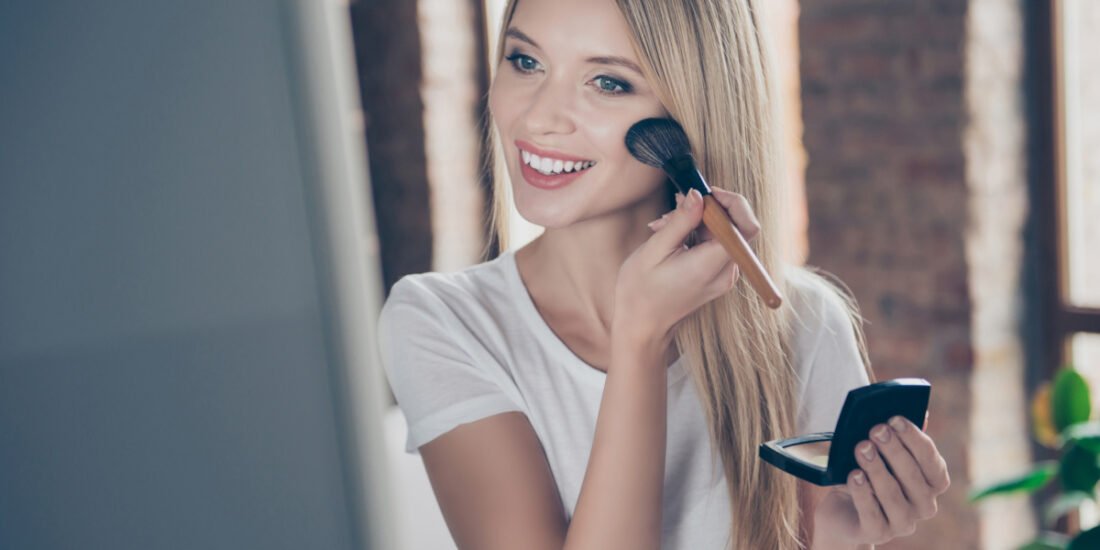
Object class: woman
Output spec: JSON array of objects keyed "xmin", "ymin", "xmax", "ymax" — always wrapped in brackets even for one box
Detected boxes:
[{"xmin": 378, "ymin": 0, "xmax": 951, "ymax": 548}]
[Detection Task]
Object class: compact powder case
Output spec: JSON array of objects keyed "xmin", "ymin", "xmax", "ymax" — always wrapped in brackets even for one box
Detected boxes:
[{"xmin": 759, "ymin": 378, "xmax": 931, "ymax": 486}]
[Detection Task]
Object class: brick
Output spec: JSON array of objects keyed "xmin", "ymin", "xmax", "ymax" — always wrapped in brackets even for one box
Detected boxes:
[{"xmin": 800, "ymin": 0, "xmax": 1031, "ymax": 545}]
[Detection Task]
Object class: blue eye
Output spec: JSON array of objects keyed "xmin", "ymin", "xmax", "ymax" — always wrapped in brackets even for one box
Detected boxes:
[
  {"xmin": 593, "ymin": 75, "xmax": 632, "ymax": 96},
  {"xmin": 504, "ymin": 52, "xmax": 540, "ymax": 73}
]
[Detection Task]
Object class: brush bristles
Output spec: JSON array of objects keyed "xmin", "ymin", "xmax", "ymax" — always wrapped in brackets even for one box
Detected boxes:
[{"xmin": 624, "ymin": 117, "xmax": 693, "ymax": 168}]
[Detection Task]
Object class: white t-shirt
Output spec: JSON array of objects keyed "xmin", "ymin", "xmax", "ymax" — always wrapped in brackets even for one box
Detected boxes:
[{"xmin": 377, "ymin": 249, "xmax": 870, "ymax": 549}]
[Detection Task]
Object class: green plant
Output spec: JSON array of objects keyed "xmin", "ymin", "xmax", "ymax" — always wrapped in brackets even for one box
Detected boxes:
[{"xmin": 970, "ymin": 367, "xmax": 1100, "ymax": 549}]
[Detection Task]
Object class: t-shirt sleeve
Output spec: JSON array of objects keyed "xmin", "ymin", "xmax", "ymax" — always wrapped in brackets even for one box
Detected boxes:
[
  {"xmin": 792, "ymin": 275, "xmax": 872, "ymax": 435},
  {"xmin": 378, "ymin": 276, "xmax": 525, "ymax": 454}
]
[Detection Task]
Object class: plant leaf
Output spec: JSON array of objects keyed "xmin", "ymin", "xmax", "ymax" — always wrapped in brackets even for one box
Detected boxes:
[
  {"xmin": 1020, "ymin": 535, "xmax": 1069, "ymax": 550},
  {"xmin": 1062, "ymin": 421, "xmax": 1100, "ymax": 453},
  {"xmin": 1059, "ymin": 443, "xmax": 1100, "ymax": 494},
  {"xmin": 1034, "ymin": 383, "xmax": 1061, "ymax": 448},
  {"xmin": 1043, "ymin": 490, "xmax": 1093, "ymax": 525},
  {"xmin": 1068, "ymin": 524, "xmax": 1100, "ymax": 550},
  {"xmin": 1052, "ymin": 368, "xmax": 1091, "ymax": 432},
  {"xmin": 969, "ymin": 461, "xmax": 1058, "ymax": 502}
]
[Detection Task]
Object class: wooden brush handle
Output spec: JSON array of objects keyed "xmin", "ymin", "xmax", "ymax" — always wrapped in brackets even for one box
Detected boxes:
[{"xmin": 700, "ymin": 194, "xmax": 783, "ymax": 309}]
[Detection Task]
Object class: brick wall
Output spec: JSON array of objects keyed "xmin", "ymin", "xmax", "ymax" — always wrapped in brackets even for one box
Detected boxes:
[
  {"xmin": 349, "ymin": 0, "xmax": 433, "ymax": 292},
  {"xmin": 419, "ymin": 0, "xmax": 491, "ymax": 272},
  {"xmin": 800, "ymin": 1, "xmax": 1033, "ymax": 547}
]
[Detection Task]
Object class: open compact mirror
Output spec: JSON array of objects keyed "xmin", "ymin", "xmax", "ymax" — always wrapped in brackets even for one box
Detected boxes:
[{"xmin": 759, "ymin": 378, "xmax": 931, "ymax": 486}]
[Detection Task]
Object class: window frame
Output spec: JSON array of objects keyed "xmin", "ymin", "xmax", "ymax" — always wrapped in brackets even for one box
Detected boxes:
[{"xmin": 1038, "ymin": 0, "xmax": 1100, "ymax": 381}]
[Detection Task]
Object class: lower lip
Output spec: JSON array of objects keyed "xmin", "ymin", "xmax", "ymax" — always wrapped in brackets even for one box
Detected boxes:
[{"xmin": 520, "ymin": 156, "xmax": 593, "ymax": 190}]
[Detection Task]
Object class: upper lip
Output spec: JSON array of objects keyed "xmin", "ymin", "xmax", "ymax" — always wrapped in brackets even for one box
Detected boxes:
[{"xmin": 515, "ymin": 140, "xmax": 594, "ymax": 163}]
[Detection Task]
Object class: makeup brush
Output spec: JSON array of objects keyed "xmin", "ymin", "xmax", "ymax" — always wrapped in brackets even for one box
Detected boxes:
[{"xmin": 625, "ymin": 117, "xmax": 783, "ymax": 309}]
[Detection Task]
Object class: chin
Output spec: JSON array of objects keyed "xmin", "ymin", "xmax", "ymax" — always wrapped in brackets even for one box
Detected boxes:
[{"xmin": 512, "ymin": 198, "xmax": 583, "ymax": 229}]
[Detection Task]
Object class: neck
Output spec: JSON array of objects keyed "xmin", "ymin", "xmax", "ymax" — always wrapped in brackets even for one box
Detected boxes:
[{"xmin": 515, "ymin": 193, "xmax": 667, "ymax": 336}]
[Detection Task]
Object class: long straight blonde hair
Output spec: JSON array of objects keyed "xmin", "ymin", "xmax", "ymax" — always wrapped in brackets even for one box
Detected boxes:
[{"xmin": 483, "ymin": 1, "xmax": 872, "ymax": 548}]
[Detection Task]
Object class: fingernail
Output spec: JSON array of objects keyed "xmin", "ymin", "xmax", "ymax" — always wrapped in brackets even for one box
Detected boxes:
[
  {"xmin": 689, "ymin": 189, "xmax": 702, "ymax": 206},
  {"xmin": 890, "ymin": 416, "xmax": 907, "ymax": 432},
  {"xmin": 859, "ymin": 442, "xmax": 875, "ymax": 461},
  {"xmin": 647, "ymin": 220, "xmax": 659, "ymax": 230},
  {"xmin": 853, "ymin": 471, "xmax": 866, "ymax": 485},
  {"xmin": 872, "ymin": 424, "xmax": 890, "ymax": 443}
]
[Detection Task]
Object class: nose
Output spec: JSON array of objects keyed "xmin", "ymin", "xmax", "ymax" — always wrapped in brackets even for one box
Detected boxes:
[{"xmin": 522, "ymin": 79, "xmax": 577, "ymax": 136}]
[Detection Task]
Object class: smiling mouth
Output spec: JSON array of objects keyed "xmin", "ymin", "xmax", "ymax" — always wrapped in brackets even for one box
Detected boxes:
[{"xmin": 520, "ymin": 149, "xmax": 597, "ymax": 176}]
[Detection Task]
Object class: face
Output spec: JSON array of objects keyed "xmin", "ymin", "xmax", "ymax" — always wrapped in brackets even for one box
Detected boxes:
[{"xmin": 488, "ymin": 0, "xmax": 670, "ymax": 229}]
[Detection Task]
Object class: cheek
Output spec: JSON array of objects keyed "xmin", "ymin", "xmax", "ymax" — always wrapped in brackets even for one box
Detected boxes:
[
  {"xmin": 488, "ymin": 75, "xmax": 521, "ymax": 129},
  {"xmin": 577, "ymin": 100, "xmax": 666, "ymax": 168},
  {"xmin": 615, "ymin": 161, "xmax": 670, "ymax": 200},
  {"xmin": 584, "ymin": 114, "xmax": 666, "ymax": 191}
]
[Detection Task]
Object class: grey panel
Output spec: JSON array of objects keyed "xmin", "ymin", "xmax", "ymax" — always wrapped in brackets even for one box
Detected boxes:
[{"xmin": 0, "ymin": 1, "xmax": 360, "ymax": 548}]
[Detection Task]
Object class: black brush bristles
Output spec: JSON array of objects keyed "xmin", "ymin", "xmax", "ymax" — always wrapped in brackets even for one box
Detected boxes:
[
  {"xmin": 625, "ymin": 117, "xmax": 709, "ymax": 197},
  {"xmin": 624, "ymin": 117, "xmax": 693, "ymax": 168}
]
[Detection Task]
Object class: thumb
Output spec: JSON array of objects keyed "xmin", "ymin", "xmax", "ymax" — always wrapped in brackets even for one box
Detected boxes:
[{"xmin": 648, "ymin": 189, "xmax": 704, "ymax": 259}]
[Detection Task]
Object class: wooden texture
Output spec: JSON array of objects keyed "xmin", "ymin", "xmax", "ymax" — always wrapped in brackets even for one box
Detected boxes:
[{"xmin": 701, "ymin": 194, "xmax": 783, "ymax": 309}]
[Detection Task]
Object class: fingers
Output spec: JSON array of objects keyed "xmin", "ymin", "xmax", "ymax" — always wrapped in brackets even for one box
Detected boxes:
[
  {"xmin": 642, "ymin": 188, "xmax": 748, "ymax": 295},
  {"xmin": 675, "ymin": 238, "xmax": 739, "ymax": 292},
  {"xmin": 846, "ymin": 469, "xmax": 890, "ymax": 544},
  {"xmin": 869, "ymin": 422, "xmax": 937, "ymax": 521},
  {"xmin": 707, "ymin": 187, "xmax": 761, "ymax": 240},
  {"xmin": 701, "ymin": 254, "xmax": 740, "ymax": 293},
  {"xmin": 673, "ymin": 188, "xmax": 760, "ymax": 243},
  {"xmin": 846, "ymin": 420, "xmax": 948, "ymax": 543},
  {"xmin": 645, "ymin": 188, "xmax": 705, "ymax": 261},
  {"xmin": 889, "ymin": 416, "xmax": 951, "ymax": 495},
  {"xmin": 855, "ymin": 440, "xmax": 916, "ymax": 537}
]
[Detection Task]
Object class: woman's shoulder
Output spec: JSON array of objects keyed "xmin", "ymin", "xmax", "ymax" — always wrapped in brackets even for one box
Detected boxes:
[
  {"xmin": 781, "ymin": 265, "xmax": 864, "ymax": 362},
  {"xmin": 782, "ymin": 266, "xmax": 872, "ymax": 432},
  {"xmin": 381, "ymin": 253, "xmax": 516, "ymax": 324}
]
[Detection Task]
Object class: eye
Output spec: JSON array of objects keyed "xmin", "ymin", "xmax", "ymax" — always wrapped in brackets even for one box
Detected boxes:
[
  {"xmin": 592, "ymin": 75, "xmax": 632, "ymax": 96},
  {"xmin": 504, "ymin": 51, "xmax": 541, "ymax": 74}
]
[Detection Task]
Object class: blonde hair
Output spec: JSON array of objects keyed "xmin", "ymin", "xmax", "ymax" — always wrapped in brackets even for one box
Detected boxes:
[{"xmin": 483, "ymin": 1, "xmax": 872, "ymax": 548}]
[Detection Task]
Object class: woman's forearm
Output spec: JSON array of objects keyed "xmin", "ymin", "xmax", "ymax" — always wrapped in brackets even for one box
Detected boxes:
[{"xmin": 563, "ymin": 332, "xmax": 669, "ymax": 550}]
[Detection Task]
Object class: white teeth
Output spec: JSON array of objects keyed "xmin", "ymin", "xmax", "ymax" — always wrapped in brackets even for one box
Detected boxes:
[{"xmin": 521, "ymin": 149, "xmax": 595, "ymax": 175}]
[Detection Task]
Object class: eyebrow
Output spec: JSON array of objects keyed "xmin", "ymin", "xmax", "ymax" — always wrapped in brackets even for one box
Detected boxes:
[{"xmin": 504, "ymin": 27, "xmax": 645, "ymax": 76}]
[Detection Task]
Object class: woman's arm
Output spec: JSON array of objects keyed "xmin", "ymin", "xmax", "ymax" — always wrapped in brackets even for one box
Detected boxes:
[
  {"xmin": 421, "ymin": 189, "xmax": 740, "ymax": 549},
  {"xmin": 563, "ymin": 330, "xmax": 670, "ymax": 550},
  {"xmin": 420, "ymin": 413, "xmax": 568, "ymax": 550},
  {"xmin": 418, "ymin": 330, "xmax": 671, "ymax": 550}
]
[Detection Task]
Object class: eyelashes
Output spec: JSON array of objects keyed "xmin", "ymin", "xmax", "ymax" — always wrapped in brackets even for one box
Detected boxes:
[
  {"xmin": 503, "ymin": 50, "xmax": 634, "ymax": 97},
  {"xmin": 592, "ymin": 75, "xmax": 631, "ymax": 96},
  {"xmin": 504, "ymin": 51, "xmax": 540, "ymax": 73}
]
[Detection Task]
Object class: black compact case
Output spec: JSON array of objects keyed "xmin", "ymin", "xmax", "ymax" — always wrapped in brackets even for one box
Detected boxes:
[{"xmin": 759, "ymin": 378, "xmax": 931, "ymax": 486}]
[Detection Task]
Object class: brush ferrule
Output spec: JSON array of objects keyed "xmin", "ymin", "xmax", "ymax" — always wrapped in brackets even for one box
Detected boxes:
[{"xmin": 661, "ymin": 155, "xmax": 711, "ymax": 197}]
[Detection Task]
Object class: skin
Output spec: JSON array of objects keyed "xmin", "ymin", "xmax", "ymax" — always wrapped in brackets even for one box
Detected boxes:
[
  {"xmin": 419, "ymin": 0, "xmax": 950, "ymax": 548},
  {"xmin": 488, "ymin": 0, "xmax": 672, "ymax": 361}
]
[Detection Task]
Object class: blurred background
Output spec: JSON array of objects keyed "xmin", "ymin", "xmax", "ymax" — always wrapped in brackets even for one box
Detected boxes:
[{"xmin": 1, "ymin": 0, "xmax": 1097, "ymax": 549}]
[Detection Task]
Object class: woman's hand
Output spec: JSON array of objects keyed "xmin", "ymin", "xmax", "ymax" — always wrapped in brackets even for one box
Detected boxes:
[
  {"xmin": 811, "ymin": 416, "xmax": 951, "ymax": 548},
  {"xmin": 613, "ymin": 186, "xmax": 760, "ymax": 347}
]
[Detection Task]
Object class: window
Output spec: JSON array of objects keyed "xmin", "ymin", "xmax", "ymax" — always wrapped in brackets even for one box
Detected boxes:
[{"xmin": 1047, "ymin": 0, "xmax": 1100, "ymax": 388}]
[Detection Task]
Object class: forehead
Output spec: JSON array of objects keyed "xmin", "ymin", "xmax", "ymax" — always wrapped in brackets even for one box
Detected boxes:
[{"xmin": 508, "ymin": 0, "xmax": 638, "ymax": 60}]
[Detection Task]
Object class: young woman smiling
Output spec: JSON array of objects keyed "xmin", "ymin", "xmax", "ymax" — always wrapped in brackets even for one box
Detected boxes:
[{"xmin": 378, "ymin": 0, "xmax": 950, "ymax": 548}]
